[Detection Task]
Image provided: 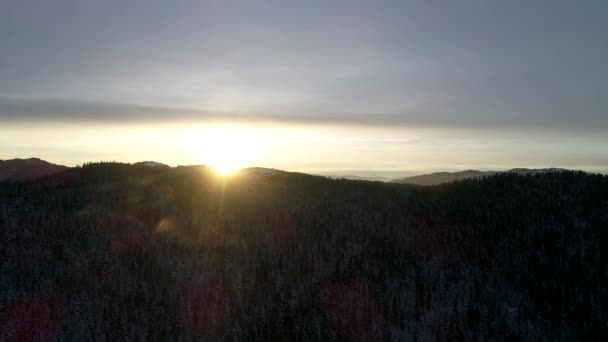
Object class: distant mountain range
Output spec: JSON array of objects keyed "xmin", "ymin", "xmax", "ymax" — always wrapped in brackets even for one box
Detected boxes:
[
  {"xmin": 0, "ymin": 157, "xmax": 574, "ymax": 186},
  {"xmin": 391, "ymin": 168, "xmax": 568, "ymax": 185}
]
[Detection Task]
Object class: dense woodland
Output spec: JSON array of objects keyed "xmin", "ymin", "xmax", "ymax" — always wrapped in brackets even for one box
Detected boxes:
[{"xmin": 1, "ymin": 163, "xmax": 607, "ymax": 341}]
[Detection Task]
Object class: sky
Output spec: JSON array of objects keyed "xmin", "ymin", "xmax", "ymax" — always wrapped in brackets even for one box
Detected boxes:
[{"xmin": 1, "ymin": 0, "xmax": 607, "ymax": 174}]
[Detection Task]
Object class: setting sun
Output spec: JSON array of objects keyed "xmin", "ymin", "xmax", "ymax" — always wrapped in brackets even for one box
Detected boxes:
[{"xmin": 181, "ymin": 125, "xmax": 268, "ymax": 174}]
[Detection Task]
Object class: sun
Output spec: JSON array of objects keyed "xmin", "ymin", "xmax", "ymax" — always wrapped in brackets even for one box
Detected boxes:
[
  {"xmin": 205, "ymin": 143, "xmax": 246, "ymax": 175},
  {"xmin": 211, "ymin": 159, "xmax": 241, "ymax": 174},
  {"xmin": 181, "ymin": 125, "xmax": 267, "ymax": 175}
]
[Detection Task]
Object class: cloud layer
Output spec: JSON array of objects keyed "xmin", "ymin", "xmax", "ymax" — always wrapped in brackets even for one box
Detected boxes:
[{"xmin": 2, "ymin": 0, "xmax": 607, "ymax": 132}]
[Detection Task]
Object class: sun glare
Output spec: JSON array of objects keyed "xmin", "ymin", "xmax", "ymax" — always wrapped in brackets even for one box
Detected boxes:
[{"xmin": 182, "ymin": 125, "xmax": 268, "ymax": 175}]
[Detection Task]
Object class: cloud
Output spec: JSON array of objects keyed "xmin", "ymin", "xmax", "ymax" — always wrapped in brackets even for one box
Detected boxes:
[
  {"xmin": 1, "ymin": 97, "xmax": 606, "ymax": 134},
  {"xmin": 1, "ymin": 1, "xmax": 607, "ymax": 134}
]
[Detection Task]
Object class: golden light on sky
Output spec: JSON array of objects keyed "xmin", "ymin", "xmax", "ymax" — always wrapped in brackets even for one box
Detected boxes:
[
  {"xmin": 1, "ymin": 120, "xmax": 607, "ymax": 175},
  {"xmin": 180, "ymin": 125, "xmax": 269, "ymax": 174}
]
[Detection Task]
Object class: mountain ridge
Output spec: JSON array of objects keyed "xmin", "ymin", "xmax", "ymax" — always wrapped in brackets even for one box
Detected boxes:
[{"xmin": 391, "ymin": 168, "xmax": 570, "ymax": 185}]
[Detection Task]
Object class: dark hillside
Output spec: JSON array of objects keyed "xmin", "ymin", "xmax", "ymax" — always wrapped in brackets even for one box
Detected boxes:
[
  {"xmin": 0, "ymin": 158, "xmax": 69, "ymax": 182},
  {"xmin": 1, "ymin": 164, "xmax": 606, "ymax": 341}
]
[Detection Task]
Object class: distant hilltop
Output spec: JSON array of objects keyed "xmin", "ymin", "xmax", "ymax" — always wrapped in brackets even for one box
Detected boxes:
[
  {"xmin": 0, "ymin": 158, "xmax": 173, "ymax": 182},
  {"xmin": 0, "ymin": 158, "xmax": 69, "ymax": 182},
  {"xmin": 390, "ymin": 168, "xmax": 569, "ymax": 186},
  {"xmin": 133, "ymin": 161, "xmax": 171, "ymax": 169}
]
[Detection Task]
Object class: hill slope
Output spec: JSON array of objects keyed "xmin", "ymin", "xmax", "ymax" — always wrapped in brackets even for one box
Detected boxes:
[
  {"xmin": 0, "ymin": 164, "xmax": 606, "ymax": 340},
  {"xmin": 0, "ymin": 157, "xmax": 69, "ymax": 181}
]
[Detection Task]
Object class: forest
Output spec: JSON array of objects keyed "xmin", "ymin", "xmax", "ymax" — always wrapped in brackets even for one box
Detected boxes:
[{"xmin": 1, "ymin": 163, "xmax": 607, "ymax": 341}]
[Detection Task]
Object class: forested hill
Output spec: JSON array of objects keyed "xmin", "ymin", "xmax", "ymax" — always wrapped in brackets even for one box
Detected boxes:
[{"xmin": 1, "ymin": 163, "xmax": 607, "ymax": 341}]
